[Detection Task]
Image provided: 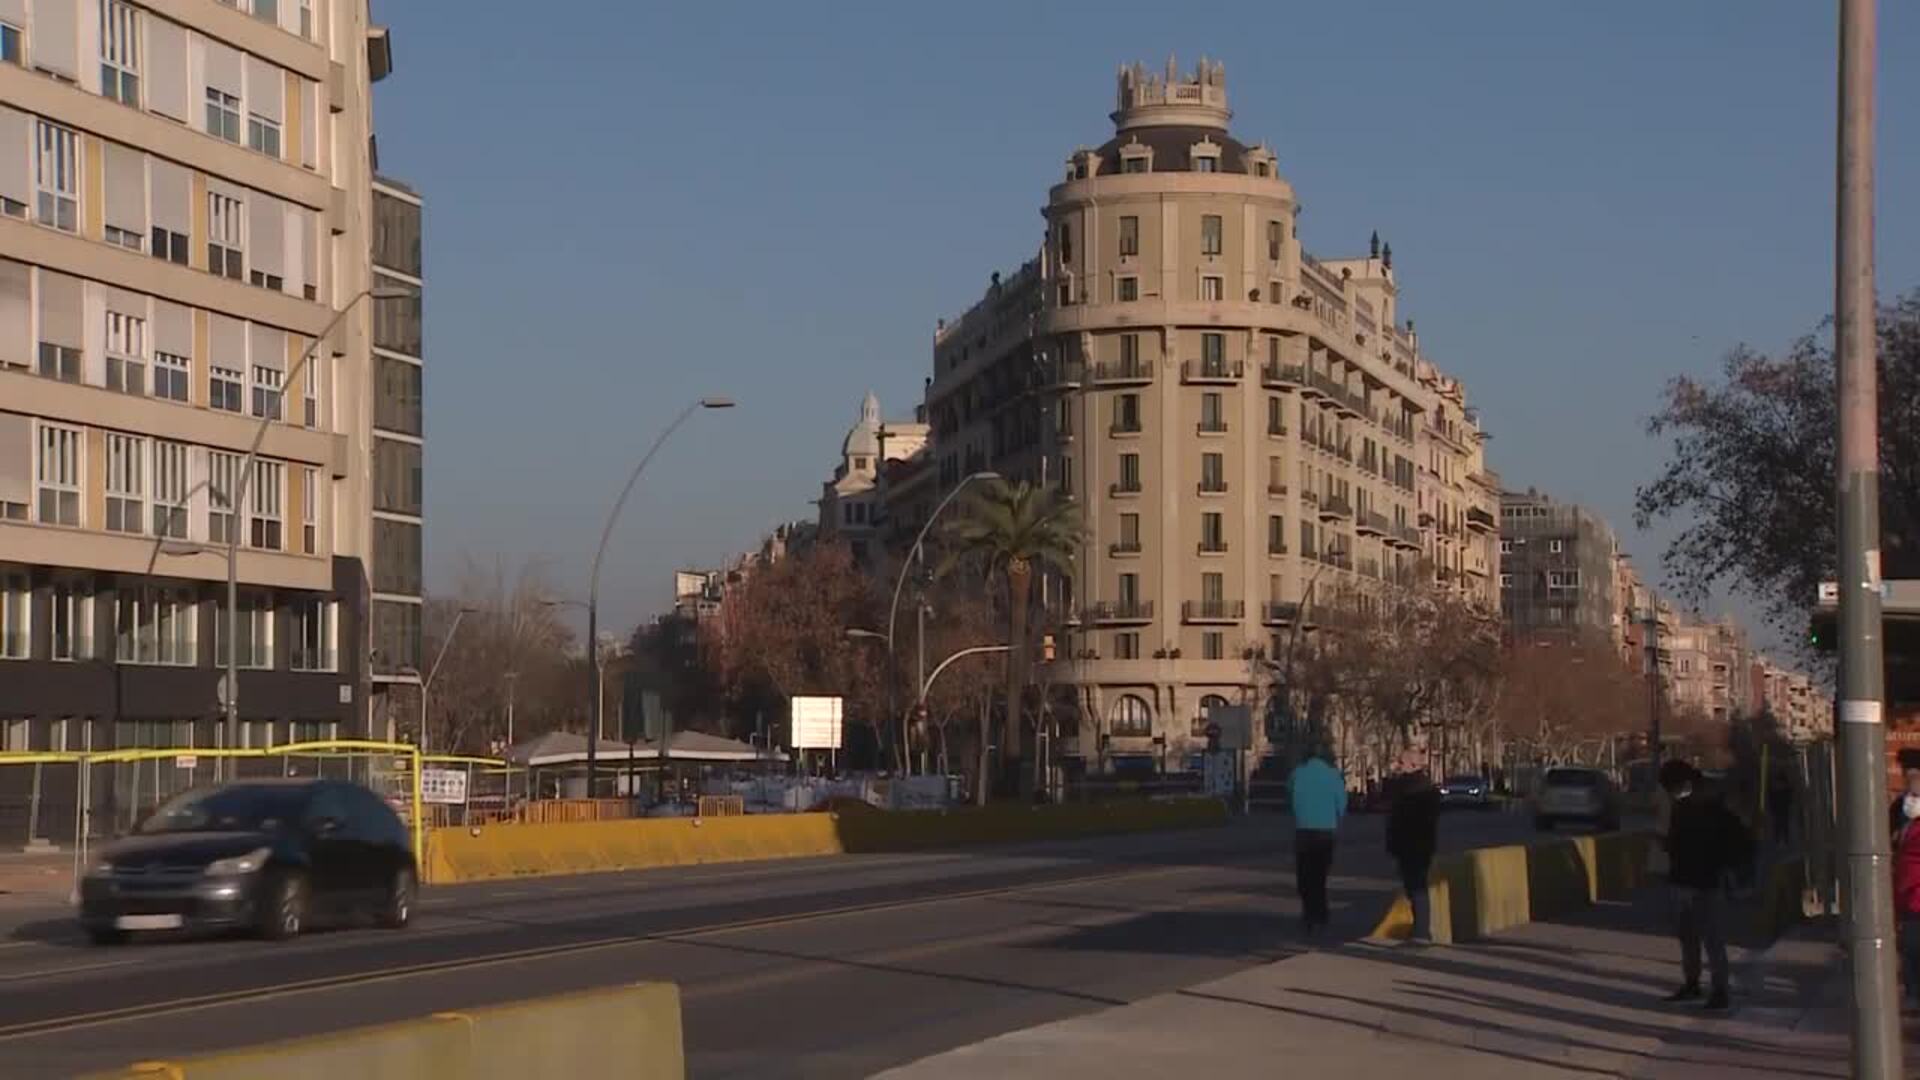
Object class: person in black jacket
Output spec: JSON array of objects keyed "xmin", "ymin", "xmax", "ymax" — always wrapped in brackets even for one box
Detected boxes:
[
  {"xmin": 1660, "ymin": 760, "xmax": 1752, "ymax": 1011},
  {"xmin": 1387, "ymin": 766, "xmax": 1442, "ymax": 943}
]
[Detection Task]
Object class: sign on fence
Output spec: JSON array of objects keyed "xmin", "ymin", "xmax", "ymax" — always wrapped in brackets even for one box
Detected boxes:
[
  {"xmin": 420, "ymin": 768, "xmax": 470, "ymax": 806},
  {"xmin": 790, "ymin": 696, "xmax": 844, "ymax": 750}
]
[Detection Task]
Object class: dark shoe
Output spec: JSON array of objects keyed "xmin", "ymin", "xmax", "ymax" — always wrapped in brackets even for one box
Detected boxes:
[
  {"xmin": 1704, "ymin": 990, "xmax": 1730, "ymax": 1012},
  {"xmin": 1664, "ymin": 985, "xmax": 1702, "ymax": 1003}
]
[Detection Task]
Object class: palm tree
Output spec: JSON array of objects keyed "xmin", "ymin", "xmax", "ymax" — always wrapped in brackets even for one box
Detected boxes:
[{"xmin": 941, "ymin": 478, "xmax": 1082, "ymax": 795}]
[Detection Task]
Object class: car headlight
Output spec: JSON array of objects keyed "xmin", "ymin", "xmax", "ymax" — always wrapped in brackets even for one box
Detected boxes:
[
  {"xmin": 204, "ymin": 847, "xmax": 271, "ymax": 876},
  {"xmin": 85, "ymin": 857, "xmax": 114, "ymax": 878}
]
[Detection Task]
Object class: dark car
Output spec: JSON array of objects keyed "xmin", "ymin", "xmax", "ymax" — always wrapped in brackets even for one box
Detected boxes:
[
  {"xmin": 78, "ymin": 779, "xmax": 415, "ymax": 945},
  {"xmin": 1439, "ymin": 775, "xmax": 1493, "ymax": 810},
  {"xmin": 1532, "ymin": 766, "xmax": 1623, "ymax": 832}
]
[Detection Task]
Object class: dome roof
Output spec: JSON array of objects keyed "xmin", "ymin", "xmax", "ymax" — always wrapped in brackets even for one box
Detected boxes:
[
  {"xmin": 1095, "ymin": 126, "xmax": 1254, "ymax": 175},
  {"xmin": 842, "ymin": 391, "xmax": 882, "ymax": 460}
]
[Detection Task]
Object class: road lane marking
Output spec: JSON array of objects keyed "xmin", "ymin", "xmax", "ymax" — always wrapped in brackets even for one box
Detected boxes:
[
  {"xmin": 0, "ymin": 862, "xmax": 1203, "ymax": 1043},
  {"xmin": 0, "ymin": 958, "xmax": 139, "ymax": 983}
]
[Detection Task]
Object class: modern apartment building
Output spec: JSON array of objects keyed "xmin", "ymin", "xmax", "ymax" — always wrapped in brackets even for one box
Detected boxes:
[
  {"xmin": 0, "ymin": 1, "xmax": 418, "ymax": 753},
  {"xmin": 920, "ymin": 59, "xmax": 1500, "ymax": 765},
  {"xmin": 1498, "ymin": 489, "xmax": 1621, "ymax": 643}
]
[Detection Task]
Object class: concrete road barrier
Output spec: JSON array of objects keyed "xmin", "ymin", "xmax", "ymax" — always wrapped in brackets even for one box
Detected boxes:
[
  {"xmin": 78, "ymin": 983, "xmax": 684, "ymax": 1080},
  {"xmin": 424, "ymin": 798, "xmax": 1229, "ymax": 885},
  {"xmin": 1372, "ymin": 831, "xmax": 1655, "ymax": 944}
]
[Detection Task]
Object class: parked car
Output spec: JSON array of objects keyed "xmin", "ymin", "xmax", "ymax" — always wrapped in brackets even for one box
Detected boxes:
[
  {"xmin": 1439, "ymin": 775, "xmax": 1493, "ymax": 810},
  {"xmin": 1532, "ymin": 766, "xmax": 1622, "ymax": 832},
  {"xmin": 78, "ymin": 779, "xmax": 416, "ymax": 945}
]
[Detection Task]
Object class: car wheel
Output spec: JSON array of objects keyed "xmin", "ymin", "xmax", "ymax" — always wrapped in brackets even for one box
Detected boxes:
[
  {"xmin": 86, "ymin": 926, "xmax": 128, "ymax": 947},
  {"xmin": 379, "ymin": 867, "xmax": 415, "ymax": 930},
  {"xmin": 259, "ymin": 871, "xmax": 307, "ymax": 941}
]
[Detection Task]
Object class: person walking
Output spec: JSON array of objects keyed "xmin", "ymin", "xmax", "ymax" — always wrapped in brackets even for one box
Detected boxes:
[
  {"xmin": 1660, "ymin": 760, "xmax": 1751, "ymax": 1011},
  {"xmin": 1289, "ymin": 743, "xmax": 1347, "ymax": 938},
  {"xmin": 1387, "ymin": 762, "xmax": 1442, "ymax": 943}
]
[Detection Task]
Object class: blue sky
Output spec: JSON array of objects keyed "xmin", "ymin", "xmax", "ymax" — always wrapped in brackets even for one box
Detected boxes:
[{"xmin": 372, "ymin": 0, "xmax": 1919, "ymax": 642}]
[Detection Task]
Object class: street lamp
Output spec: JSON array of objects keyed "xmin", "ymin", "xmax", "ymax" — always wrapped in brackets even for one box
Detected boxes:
[
  {"xmin": 583, "ymin": 397, "xmax": 734, "ymax": 796},
  {"xmin": 213, "ymin": 286, "xmax": 408, "ymax": 756},
  {"xmin": 417, "ymin": 607, "xmax": 479, "ymax": 753},
  {"xmin": 850, "ymin": 627, "xmax": 1008, "ymax": 787},
  {"xmin": 883, "ymin": 471, "xmax": 998, "ymax": 772}
]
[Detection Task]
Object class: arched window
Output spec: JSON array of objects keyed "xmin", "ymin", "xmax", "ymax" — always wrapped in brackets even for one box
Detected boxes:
[
  {"xmin": 1195, "ymin": 694, "xmax": 1230, "ymax": 736},
  {"xmin": 1109, "ymin": 694, "xmax": 1153, "ymax": 737}
]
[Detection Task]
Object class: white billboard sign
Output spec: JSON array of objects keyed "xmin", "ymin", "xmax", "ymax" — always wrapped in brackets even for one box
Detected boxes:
[
  {"xmin": 420, "ymin": 767, "xmax": 470, "ymax": 806},
  {"xmin": 790, "ymin": 696, "xmax": 845, "ymax": 750}
]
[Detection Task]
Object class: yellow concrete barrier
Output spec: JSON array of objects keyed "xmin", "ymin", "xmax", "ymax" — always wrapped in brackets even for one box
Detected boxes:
[
  {"xmin": 1373, "ymin": 831, "xmax": 1656, "ymax": 944},
  {"xmin": 424, "ymin": 798, "xmax": 1229, "ymax": 884},
  {"xmin": 78, "ymin": 983, "xmax": 684, "ymax": 1080}
]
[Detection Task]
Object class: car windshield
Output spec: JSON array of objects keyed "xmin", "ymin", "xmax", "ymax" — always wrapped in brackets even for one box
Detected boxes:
[
  {"xmin": 138, "ymin": 785, "xmax": 310, "ymax": 835},
  {"xmin": 1545, "ymin": 770, "xmax": 1604, "ymax": 789},
  {"xmin": 1446, "ymin": 776, "xmax": 1483, "ymax": 786}
]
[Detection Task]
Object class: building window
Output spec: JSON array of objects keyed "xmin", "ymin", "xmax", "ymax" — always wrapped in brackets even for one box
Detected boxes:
[
  {"xmin": 1269, "ymin": 280, "xmax": 1281, "ymax": 304},
  {"xmin": 248, "ymin": 113, "xmax": 281, "ymax": 158},
  {"xmin": 215, "ymin": 591, "xmax": 272, "ymax": 669},
  {"xmin": 1268, "ymin": 515, "xmax": 1286, "ymax": 554},
  {"xmin": 1499, "ymin": 573, "xmax": 1513, "ymax": 588},
  {"xmin": 302, "ymin": 362, "xmax": 319, "ymax": 427},
  {"xmin": 1499, "ymin": 538, "xmax": 1513, "ymax": 554},
  {"xmin": 1117, "ymin": 572, "xmax": 1140, "ymax": 609},
  {"xmin": 151, "ymin": 227, "xmax": 190, "ymax": 265},
  {"xmin": 1200, "ymin": 512, "xmax": 1226, "ymax": 553},
  {"xmin": 1549, "ymin": 539, "xmax": 1565, "ymax": 554},
  {"xmin": 100, "ymin": 1, "xmax": 141, "ymax": 105},
  {"xmin": 1110, "ymin": 694, "xmax": 1152, "ymax": 736},
  {"xmin": 116, "ymin": 586, "xmax": 197, "ymax": 665},
  {"xmin": 1202, "ymin": 632, "xmax": 1225, "ymax": 660},
  {"xmin": 152, "ymin": 352, "xmax": 190, "ymax": 403},
  {"xmin": 0, "ymin": 571, "xmax": 27, "ymax": 659},
  {"xmin": 106, "ymin": 311, "xmax": 147, "ymax": 396},
  {"xmin": 1114, "ymin": 394, "xmax": 1141, "ymax": 434},
  {"xmin": 152, "ymin": 440, "xmax": 188, "ymax": 538},
  {"xmin": 1200, "ymin": 393, "xmax": 1225, "ymax": 434},
  {"xmin": 250, "ymin": 461, "xmax": 283, "ymax": 550},
  {"xmin": 1115, "ymin": 632, "xmax": 1141, "ymax": 661},
  {"xmin": 1117, "ymin": 276, "xmax": 1138, "ymax": 302},
  {"xmin": 1117, "ymin": 512, "xmax": 1141, "ymax": 552},
  {"xmin": 51, "ymin": 582, "xmax": 91, "ymax": 661},
  {"xmin": 1194, "ymin": 156, "xmax": 1218, "ymax": 173},
  {"xmin": 1268, "ymin": 220, "xmax": 1283, "ymax": 261},
  {"xmin": 208, "ymin": 193, "xmax": 245, "ymax": 279},
  {"xmin": 1200, "ymin": 332, "xmax": 1225, "ymax": 374},
  {"xmin": 207, "ymin": 451, "xmax": 239, "ymax": 544},
  {"xmin": 1121, "ymin": 156, "xmax": 1147, "ymax": 174},
  {"xmin": 1200, "ymin": 452, "xmax": 1226, "ymax": 492},
  {"xmin": 0, "ymin": 22, "xmax": 21, "ymax": 66},
  {"xmin": 36, "ymin": 424, "xmax": 82, "ymax": 526},
  {"xmin": 291, "ymin": 597, "xmax": 335, "ymax": 671},
  {"xmin": 1119, "ymin": 332, "xmax": 1141, "ymax": 373},
  {"xmin": 205, "ymin": 88, "xmax": 242, "ymax": 143},
  {"xmin": 105, "ymin": 225, "xmax": 143, "ymax": 251},
  {"xmin": 251, "ymin": 366, "xmax": 284, "ymax": 420},
  {"xmin": 105, "ymin": 433, "xmax": 146, "ymax": 534},
  {"xmin": 301, "ymin": 466, "xmax": 319, "ymax": 553},
  {"xmin": 1117, "ymin": 452, "xmax": 1141, "ymax": 493},
  {"xmin": 1056, "ymin": 221, "xmax": 1072, "ymax": 264},
  {"xmin": 1201, "ymin": 214, "xmax": 1223, "ymax": 256},
  {"xmin": 1201, "ymin": 572, "xmax": 1225, "ymax": 608},
  {"xmin": 298, "ymin": 0, "xmax": 313, "ymax": 38},
  {"xmin": 1118, "ymin": 215, "xmax": 1139, "ymax": 257},
  {"xmin": 1267, "ymin": 395, "xmax": 1287, "ymax": 436},
  {"xmin": 1549, "ymin": 569, "xmax": 1581, "ymax": 590},
  {"xmin": 34, "ymin": 121, "xmax": 79, "ymax": 232},
  {"xmin": 1201, "ymin": 275, "xmax": 1223, "ymax": 301},
  {"xmin": 37, "ymin": 343, "xmax": 80, "ymax": 382},
  {"xmin": 210, "ymin": 366, "xmax": 244, "ymax": 413},
  {"xmin": 253, "ymin": 0, "xmax": 280, "ymax": 24}
]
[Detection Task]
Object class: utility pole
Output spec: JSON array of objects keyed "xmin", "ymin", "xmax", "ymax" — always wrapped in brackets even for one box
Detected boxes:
[{"xmin": 1833, "ymin": 1, "xmax": 1899, "ymax": 1075}]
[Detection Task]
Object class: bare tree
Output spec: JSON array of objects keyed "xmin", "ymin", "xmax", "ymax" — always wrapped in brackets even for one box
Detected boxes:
[{"xmin": 1496, "ymin": 636, "xmax": 1644, "ymax": 766}]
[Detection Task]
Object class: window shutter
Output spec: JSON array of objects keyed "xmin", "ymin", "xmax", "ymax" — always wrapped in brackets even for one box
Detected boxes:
[
  {"xmin": 0, "ymin": 107, "xmax": 30, "ymax": 208},
  {"xmin": 36, "ymin": 270, "xmax": 83, "ymax": 348},
  {"xmin": 208, "ymin": 313, "xmax": 246, "ymax": 370},
  {"xmin": 103, "ymin": 141, "xmax": 146, "ymax": 235},
  {"xmin": 32, "ymin": 0, "xmax": 78, "ymax": 79},
  {"xmin": 149, "ymin": 158, "xmax": 190, "ymax": 235},
  {"xmin": 152, "ymin": 300, "xmax": 191, "ymax": 358},
  {"xmin": 0, "ymin": 412, "xmax": 29, "ymax": 506},
  {"xmin": 298, "ymin": 79, "xmax": 317, "ymax": 168},
  {"xmin": 0, "ymin": 260, "xmax": 27, "ymax": 369},
  {"xmin": 198, "ymin": 38, "xmax": 241, "ymax": 97},
  {"xmin": 245, "ymin": 56, "xmax": 282, "ymax": 121},
  {"xmin": 283, "ymin": 206, "xmax": 308, "ymax": 299},
  {"xmin": 249, "ymin": 324, "xmax": 285, "ymax": 372},
  {"xmin": 0, "ymin": 2, "xmax": 26, "ymax": 27},
  {"xmin": 145, "ymin": 18, "xmax": 189, "ymax": 121},
  {"xmin": 248, "ymin": 193, "xmax": 284, "ymax": 281}
]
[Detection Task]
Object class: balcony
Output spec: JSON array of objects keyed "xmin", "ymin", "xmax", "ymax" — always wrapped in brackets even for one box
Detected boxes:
[
  {"xmin": 1197, "ymin": 418, "xmax": 1230, "ymax": 435},
  {"xmin": 1109, "ymin": 420, "xmax": 1143, "ymax": 437},
  {"xmin": 1384, "ymin": 415, "xmax": 1415, "ymax": 443},
  {"xmin": 1360, "ymin": 558, "xmax": 1382, "ymax": 580},
  {"xmin": 1263, "ymin": 601, "xmax": 1303, "ymax": 625},
  {"xmin": 1198, "ymin": 539, "xmax": 1229, "ymax": 556},
  {"xmin": 1183, "ymin": 600, "xmax": 1246, "ymax": 624},
  {"xmin": 1197, "ymin": 480, "xmax": 1229, "ymax": 496},
  {"xmin": 1182, "ymin": 359, "xmax": 1245, "ymax": 384},
  {"xmin": 1356, "ymin": 509, "xmax": 1390, "ymax": 536},
  {"xmin": 1267, "ymin": 420, "xmax": 1289, "ymax": 438},
  {"xmin": 1085, "ymin": 600, "xmax": 1154, "ymax": 624},
  {"xmin": 1267, "ymin": 481, "xmax": 1288, "ymax": 496},
  {"xmin": 1389, "ymin": 523, "xmax": 1422, "ymax": 549},
  {"xmin": 1262, "ymin": 361, "xmax": 1306, "ymax": 388},
  {"xmin": 1466, "ymin": 506, "xmax": 1496, "ymax": 533},
  {"xmin": 1323, "ymin": 549, "xmax": 1353, "ymax": 571},
  {"xmin": 1319, "ymin": 495, "xmax": 1353, "ymax": 520},
  {"xmin": 1109, "ymin": 540, "xmax": 1143, "ymax": 557},
  {"xmin": 1108, "ymin": 481, "xmax": 1142, "ymax": 498},
  {"xmin": 1038, "ymin": 360, "xmax": 1085, "ymax": 390},
  {"xmin": 1267, "ymin": 539, "xmax": 1289, "ymax": 556},
  {"xmin": 1092, "ymin": 360, "xmax": 1154, "ymax": 385},
  {"xmin": 1301, "ymin": 489, "xmax": 1321, "ymax": 508}
]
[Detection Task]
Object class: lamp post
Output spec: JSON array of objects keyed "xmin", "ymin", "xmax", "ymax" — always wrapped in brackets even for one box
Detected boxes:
[
  {"xmin": 882, "ymin": 471, "xmax": 998, "ymax": 772},
  {"xmin": 416, "ymin": 607, "xmax": 478, "ymax": 753},
  {"xmin": 851, "ymin": 628, "xmax": 1007, "ymax": 799},
  {"xmin": 583, "ymin": 398, "xmax": 734, "ymax": 797},
  {"xmin": 214, "ymin": 286, "xmax": 408, "ymax": 757}
]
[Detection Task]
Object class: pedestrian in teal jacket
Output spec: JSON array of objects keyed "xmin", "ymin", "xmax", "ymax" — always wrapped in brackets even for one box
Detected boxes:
[{"xmin": 1289, "ymin": 746, "xmax": 1347, "ymax": 935}]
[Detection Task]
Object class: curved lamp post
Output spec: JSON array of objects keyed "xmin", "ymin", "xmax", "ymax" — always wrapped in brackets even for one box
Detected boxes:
[{"xmin": 583, "ymin": 397, "xmax": 734, "ymax": 795}]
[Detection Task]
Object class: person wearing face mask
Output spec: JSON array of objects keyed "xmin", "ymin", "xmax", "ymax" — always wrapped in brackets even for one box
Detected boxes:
[
  {"xmin": 1896, "ymin": 788, "xmax": 1920, "ymax": 1010},
  {"xmin": 1890, "ymin": 752, "xmax": 1920, "ymax": 841}
]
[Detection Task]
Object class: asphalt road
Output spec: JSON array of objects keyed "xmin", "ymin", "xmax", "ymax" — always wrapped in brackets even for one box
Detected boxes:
[{"xmin": 0, "ymin": 808, "xmax": 1543, "ymax": 1078}]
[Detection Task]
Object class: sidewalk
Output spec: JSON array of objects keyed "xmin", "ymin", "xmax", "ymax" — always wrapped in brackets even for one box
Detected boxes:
[
  {"xmin": 879, "ymin": 894, "xmax": 1879, "ymax": 1078},
  {"xmin": 0, "ymin": 851, "xmax": 75, "ymax": 907}
]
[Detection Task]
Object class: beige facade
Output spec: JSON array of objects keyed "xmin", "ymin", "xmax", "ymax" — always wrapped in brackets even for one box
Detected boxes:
[
  {"xmin": 922, "ymin": 59, "xmax": 1500, "ymax": 765},
  {"xmin": 819, "ymin": 391, "xmax": 928, "ymax": 564},
  {"xmin": 0, "ymin": 0, "xmax": 414, "ymax": 742}
]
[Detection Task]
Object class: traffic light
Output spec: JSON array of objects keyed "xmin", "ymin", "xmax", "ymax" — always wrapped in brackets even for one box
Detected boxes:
[{"xmin": 1809, "ymin": 610, "xmax": 1838, "ymax": 653}]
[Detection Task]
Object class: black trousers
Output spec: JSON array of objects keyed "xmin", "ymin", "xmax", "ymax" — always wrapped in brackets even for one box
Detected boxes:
[{"xmin": 1296, "ymin": 829, "xmax": 1336, "ymax": 928}]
